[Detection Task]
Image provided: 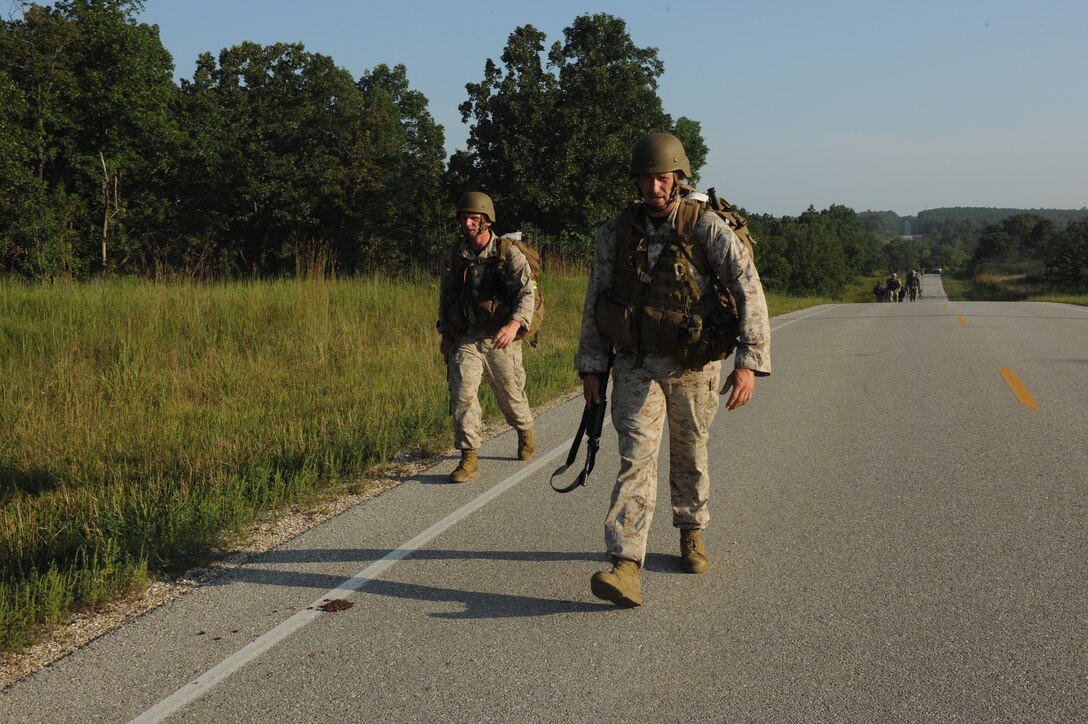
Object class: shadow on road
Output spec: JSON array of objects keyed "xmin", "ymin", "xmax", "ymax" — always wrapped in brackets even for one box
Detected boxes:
[
  {"xmin": 202, "ymin": 550, "xmax": 612, "ymax": 618},
  {"xmin": 360, "ymin": 578, "xmax": 609, "ymax": 619},
  {"xmin": 250, "ymin": 548, "xmax": 602, "ymax": 565}
]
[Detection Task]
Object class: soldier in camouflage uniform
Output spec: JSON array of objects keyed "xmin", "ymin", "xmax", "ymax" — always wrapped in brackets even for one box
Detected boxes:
[
  {"xmin": 438, "ymin": 192, "xmax": 535, "ymax": 483},
  {"xmin": 574, "ymin": 133, "xmax": 772, "ymax": 607}
]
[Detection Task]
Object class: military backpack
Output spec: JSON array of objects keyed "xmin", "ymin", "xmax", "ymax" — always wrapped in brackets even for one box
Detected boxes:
[
  {"xmin": 681, "ymin": 186, "xmax": 757, "ymax": 260},
  {"xmin": 498, "ymin": 232, "xmax": 544, "ymax": 347}
]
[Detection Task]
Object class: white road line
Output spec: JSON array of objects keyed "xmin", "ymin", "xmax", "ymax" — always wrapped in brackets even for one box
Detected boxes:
[
  {"xmin": 768, "ymin": 304, "xmax": 836, "ymax": 331},
  {"xmin": 131, "ymin": 439, "xmax": 576, "ymax": 723},
  {"xmin": 133, "ymin": 308, "xmax": 820, "ymax": 722},
  {"xmin": 1039, "ymin": 301, "xmax": 1088, "ymax": 314}
]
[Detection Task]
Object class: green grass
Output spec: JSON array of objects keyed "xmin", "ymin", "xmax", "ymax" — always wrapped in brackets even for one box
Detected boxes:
[
  {"xmin": 765, "ymin": 291, "xmax": 835, "ymax": 312},
  {"xmin": 940, "ymin": 268, "xmax": 1088, "ymax": 305},
  {"xmin": 0, "ymin": 271, "xmax": 824, "ymax": 651},
  {"xmin": 940, "ymin": 274, "xmax": 977, "ymax": 301},
  {"xmin": 1027, "ymin": 293, "xmax": 1088, "ymax": 306}
]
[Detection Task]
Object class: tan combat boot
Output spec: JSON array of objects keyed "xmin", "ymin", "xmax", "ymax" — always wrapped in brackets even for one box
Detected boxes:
[
  {"xmin": 517, "ymin": 428, "xmax": 535, "ymax": 461},
  {"xmin": 680, "ymin": 528, "xmax": 708, "ymax": 574},
  {"xmin": 590, "ymin": 557, "xmax": 642, "ymax": 607},
  {"xmin": 449, "ymin": 449, "xmax": 478, "ymax": 483}
]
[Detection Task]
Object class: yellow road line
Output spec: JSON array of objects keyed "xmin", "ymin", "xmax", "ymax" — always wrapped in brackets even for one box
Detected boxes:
[
  {"xmin": 956, "ymin": 316, "xmax": 968, "ymax": 324},
  {"xmin": 999, "ymin": 368, "xmax": 1040, "ymax": 409}
]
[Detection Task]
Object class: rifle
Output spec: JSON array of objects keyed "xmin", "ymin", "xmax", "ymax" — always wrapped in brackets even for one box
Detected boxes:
[
  {"xmin": 550, "ymin": 349, "xmax": 615, "ymax": 493},
  {"xmin": 442, "ymin": 336, "xmax": 453, "ymax": 416}
]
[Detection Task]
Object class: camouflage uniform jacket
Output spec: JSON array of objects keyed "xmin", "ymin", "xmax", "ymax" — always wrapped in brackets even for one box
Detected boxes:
[
  {"xmin": 575, "ymin": 203, "xmax": 772, "ymax": 375},
  {"xmin": 438, "ymin": 231, "xmax": 535, "ymax": 340}
]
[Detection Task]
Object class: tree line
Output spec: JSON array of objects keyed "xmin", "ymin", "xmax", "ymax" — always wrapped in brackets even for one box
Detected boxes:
[
  {"xmin": 2, "ymin": 0, "xmax": 447, "ymax": 278},
  {"xmin": 3, "ymin": 1, "xmax": 891, "ymax": 296},
  {"xmin": 859, "ymin": 207, "xmax": 1088, "ymax": 291},
  {"xmin": 970, "ymin": 214, "xmax": 1088, "ymax": 291}
]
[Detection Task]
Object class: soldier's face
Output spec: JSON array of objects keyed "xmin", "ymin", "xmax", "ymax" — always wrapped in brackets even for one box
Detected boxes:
[
  {"xmin": 458, "ymin": 212, "xmax": 488, "ymax": 239},
  {"xmin": 638, "ymin": 172, "xmax": 677, "ymax": 214}
]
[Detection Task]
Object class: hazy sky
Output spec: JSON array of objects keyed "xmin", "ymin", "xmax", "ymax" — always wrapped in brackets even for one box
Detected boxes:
[{"xmin": 136, "ymin": 0, "xmax": 1087, "ymax": 217}]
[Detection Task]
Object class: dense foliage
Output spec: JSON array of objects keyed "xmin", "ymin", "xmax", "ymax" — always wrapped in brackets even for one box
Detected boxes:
[
  {"xmin": 7, "ymin": 3, "xmax": 1081, "ymax": 294},
  {"xmin": 1, "ymin": 1, "xmax": 449, "ymax": 278},
  {"xmin": 748, "ymin": 205, "xmax": 884, "ymax": 296},
  {"xmin": 858, "ymin": 207, "xmax": 1088, "ymax": 292},
  {"xmin": 970, "ymin": 214, "xmax": 1088, "ymax": 292},
  {"xmin": 449, "ymin": 14, "xmax": 706, "ymax": 255}
]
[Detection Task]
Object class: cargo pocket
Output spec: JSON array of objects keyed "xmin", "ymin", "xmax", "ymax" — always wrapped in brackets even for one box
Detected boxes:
[
  {"xmin": 594, "ymin": 291, "xmax": 635, "ymax": 349},
  {"xmin": 639, "ymin": 307, "xmax": 686, "ymax": 355},
  {"xmin": 444, "ymin": 305, "xmax": 470, "ymax": 334}
]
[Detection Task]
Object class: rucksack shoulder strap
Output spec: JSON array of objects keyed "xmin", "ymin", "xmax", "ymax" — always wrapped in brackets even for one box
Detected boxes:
[
  {"xmin": 674, "ymin": 199, "xmax": 713, "ymax": 277},
  {"xmin": 674, "ymin": 198, "xmax": 704, "ymax": 239},
  {"xmin": 614, "ymin": 203, "xmax": 646, "ymax": 259},
  {"xmin": 496, "ymin": 234, "xmax": 513, "ymax": 269}
]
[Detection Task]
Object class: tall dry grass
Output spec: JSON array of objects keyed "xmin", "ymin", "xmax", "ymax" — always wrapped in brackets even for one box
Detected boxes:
[
  {"xmin": 0, "ymin": 271, "xmax": 588, "ymax": 649},
  {"xmin": 1, "ymin": 269, "xmax": 819, "ymax": 650}
]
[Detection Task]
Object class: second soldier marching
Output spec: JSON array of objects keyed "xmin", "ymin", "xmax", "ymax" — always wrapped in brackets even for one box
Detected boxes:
[{"xmin": 438, "ymin": 192, "xmax": 535, "ymax": 483}]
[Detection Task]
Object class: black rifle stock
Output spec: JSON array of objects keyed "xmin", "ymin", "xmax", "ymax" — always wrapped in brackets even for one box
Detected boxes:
[{"xmin": 550, "ymin": 349, "xmax": 615, "ymax": 493}]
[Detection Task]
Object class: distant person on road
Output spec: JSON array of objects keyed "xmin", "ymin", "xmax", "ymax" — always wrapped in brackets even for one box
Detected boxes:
[
  {"xmin": 437, "ymin": 192, "xmax": 535, "ymax": 483},
  {"xmin": 906, "ymin": 270, "xmax": 921, "ymax": 301},
  {"xmin": 873, "ymin": 281, "xmax": 886, "ymax": 302},
  {"xmin": 886, "ymin": 273, "xmax": 901, "ymax": 302},
  {"xmin": 574, "ymin": 132, "xmax": 772, "ymax": 607}
]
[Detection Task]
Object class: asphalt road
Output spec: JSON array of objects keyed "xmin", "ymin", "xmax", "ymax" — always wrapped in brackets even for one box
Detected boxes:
[{"xmin": 3, "ymin": 275, "xmax": 1087, "ymax": 722}]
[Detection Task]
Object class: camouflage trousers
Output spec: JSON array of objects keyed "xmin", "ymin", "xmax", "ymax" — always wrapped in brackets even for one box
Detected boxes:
[
  {"xmin": 605, "ymin": 353, "xmax": 722, "ymax": 564},
  {"xmin": 448, "ymin": 336, "xmax": 533, "ymax": 450}
]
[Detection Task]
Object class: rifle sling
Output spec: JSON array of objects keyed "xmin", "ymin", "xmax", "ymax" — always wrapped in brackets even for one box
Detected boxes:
[{"xmin": 549, "ymin": 401, "xmax": 596, "ymax": 493}]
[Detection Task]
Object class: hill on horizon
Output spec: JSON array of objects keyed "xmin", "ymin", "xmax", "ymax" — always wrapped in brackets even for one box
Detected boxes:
[{"xmin": 858, "ymin": 206, "xmax": 1088, "ymax": 238}]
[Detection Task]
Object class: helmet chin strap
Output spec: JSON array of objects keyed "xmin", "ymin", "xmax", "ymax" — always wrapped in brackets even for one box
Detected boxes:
[{"xmin": 461, "ymin": 219, "xmax": 491, "ymax": 240}]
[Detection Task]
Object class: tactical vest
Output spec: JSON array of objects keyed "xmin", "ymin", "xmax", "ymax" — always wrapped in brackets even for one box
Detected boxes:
[
  {"xmin": 441, "ymin": 235, "xmax": 520, "ymax": 338},
  {"xmin": 594, "ymin": 199, "xmax": 740, "ymax": 370}
]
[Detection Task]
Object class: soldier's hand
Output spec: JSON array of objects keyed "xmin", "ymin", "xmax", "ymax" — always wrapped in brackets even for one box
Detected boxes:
[
  {"xmin": 721, "ymin": 367, "xmax": 755, "ymax": 411},
  {"xmin": 440, "ymin": 336, "xmax": 452, "ymax": 363},
  {"xmin": 492, "ymin": 320, "xmax": 520, "ymax": 350},
  {"xmin": 583, "ymin": 374, "xmax": 601, "ymax": 404}
]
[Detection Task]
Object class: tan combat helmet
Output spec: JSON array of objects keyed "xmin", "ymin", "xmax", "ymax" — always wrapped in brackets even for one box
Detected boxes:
[
  {"xmin": 630, "ymin": 132, "xmax": 692, "ymax": 179},
  {"xmin": 457, "ymin": 191, "xmax": 497, "ymax": 223}
]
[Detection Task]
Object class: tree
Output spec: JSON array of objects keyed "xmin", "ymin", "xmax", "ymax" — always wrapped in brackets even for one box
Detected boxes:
[
  {"xmin": 823, "ymin": 204, "xmax": 883, "ymax": 276},
  {"xmin": 1049, "ymin": 219, "xmax": 1088, "ymax": 292},
  {"xmin": 747, "ymin": 204, "xmax": 884, "ymax": 296},
  {"xmin": 0, "ymin": 69, "xmax": 42, "ymax": 273},
  {"xmin": 455, "ymin": 14, "xmax": 707, "ymax": 256},
  {"xmin": 746, "ymin": 213, "xmax": 792, "ymax": 294},
  {"xmin": 2, "ymin": 4, "xmax": 84, "ymax": 275},
  {"xmin": 358, "ymin": 63, "xmax": 447, "ymax": 267},
  {"xmin": 858, "ymin": 210, "xmax": 903, "ymax": 239},
  {"xmin": 177, "ymin": 42, "xmax": 379, "ymax": 274},
  {"xmin": 972, "ymin": 213, "xmax": 1054, "ymax": 270},
  {"xmin": 547, "ymin": 13, "xmax": 672, "ymax": 249},
  {"xmin": 172, "ymin": 44, "xmax": 448, "ymax": 275},
  {"xmin": 453, "ymin": 25, "xmax": 558, "ymax": 234},
  {"xmin": 883, "ymin": 236, "xmax": 922, "ymax": 275},
  {"xmin": 672, "ymin": 117, "xmax": 708, "ymax": 186},
  {"xmin": 1, "ymin": 0, "xmax": 177, "ymax": 276}
]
